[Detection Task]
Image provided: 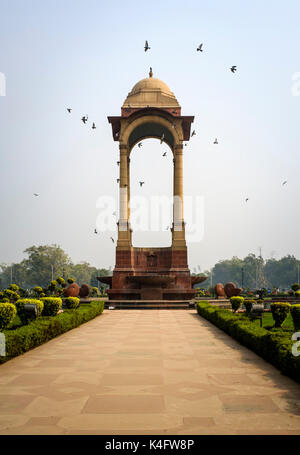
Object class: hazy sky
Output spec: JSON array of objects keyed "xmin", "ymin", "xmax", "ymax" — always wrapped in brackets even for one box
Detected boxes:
[{"xmin": 0, "ymin": 0, "xmax": 299, "ymax": 272}]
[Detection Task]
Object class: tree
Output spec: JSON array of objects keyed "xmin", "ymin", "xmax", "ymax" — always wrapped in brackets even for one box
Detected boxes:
[
  {"xmin": 22, "ymin": 244, "xmax": 72, "ymax": 288},
  {"xmin": 0, "ymin": 244, "xmax": 112, "ymax": 289},
  {"xmin": 264, "ymin": 255, "xmax": 300, "ymax": 289},
  {"xmin": 0, "ymin": 262, "xmax": 28, "ymax": 289}
]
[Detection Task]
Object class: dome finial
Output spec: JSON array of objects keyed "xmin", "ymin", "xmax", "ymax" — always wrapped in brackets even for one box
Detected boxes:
[{"xmin": 149, "ymin": 67, "xmax": 153, "ymax": 78}]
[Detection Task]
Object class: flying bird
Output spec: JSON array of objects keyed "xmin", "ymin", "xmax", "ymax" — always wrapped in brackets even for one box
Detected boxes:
[
  {"xmin": 144, "ymin": 40, "xmax": 150, "ymax": 52},
  {"xmin": 110, "ymin": 237, "xmax": 115, "ymax": 243},
  {"xmin": 191, "ymin": 130, "xmax": 196, "ymax": 137},
  {"xmin": 117, "ymin": 178, "xmax": 120, "ymax": 183},
  {"xmin": 282, "ymin": 181, "xmax": 287, "ymax": 186},
  {"xmin": 94, "ymin": 229, "xmax": 98, "ymax": 234},
  {"xmin": 139, "ymin": 181, "xmax": 145, "ymax": 187},
  {"xmin": 81, "ymin": 115, "xmax": 88, "ymax": 124},
  {"xmin": 138, "ymin": 142, "xmax": 142, "ymax": 148},
  {"xmin": 162, "ymin": 152, "xmax": 167, "ymax": 157},
  {"xmin": 92, "ymin": 123, "xmax": 96, "ymax": 129},
  {"xmin": 214, "ymin": 138, "xmax": 218, "ymax": 144},
  {"xmin": 230, "ymin": 66, "xmax": 237, "ymax": 73},
  {"xmin": 33, "ymin": 193, "xmax": 39, "ymax": 197},
  {"xmin": 117, "ymin": 161, "xmax": 120, "ymax": 166},
  {"xmin": 184, "ymin": 143, "xmax": 188, "ymax": 146},
  {"xmin": 160, "ymin": 133, "xmax": 165, "ymax": 144},
  {"xmin": 67, "ymin": 108, "xmax": 72, "ymax": 113},
  {"xmin": 197, "ymin": 43, "xmax": 203, "ymax": 52},
  {"xmin": 245, "ymin": 198, "xmax": 249, "ymax": 202}
]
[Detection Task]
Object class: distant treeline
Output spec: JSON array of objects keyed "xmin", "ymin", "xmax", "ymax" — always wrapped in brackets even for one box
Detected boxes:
[
  {"xmin": 0, "ymin": 244, "xmax": 111, "ymax": 289},
  {"xmin": 196, "ymin": 254, "xmax": 300, "ymax": 290}
]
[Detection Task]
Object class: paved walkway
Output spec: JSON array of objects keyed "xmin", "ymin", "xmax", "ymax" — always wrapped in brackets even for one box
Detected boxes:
[{"xmin": 0, "ymin": 310, "xmax": 300, "ymax": 435}]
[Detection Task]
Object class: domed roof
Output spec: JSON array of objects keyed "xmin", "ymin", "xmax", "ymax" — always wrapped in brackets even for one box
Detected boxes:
[
  {"xmin": 122, "ymin": 71, "xmax": 180, "ymax": 109},
  {"xmin": 130, "ymin": 77, "xmax": 173, "ymax": 97}
]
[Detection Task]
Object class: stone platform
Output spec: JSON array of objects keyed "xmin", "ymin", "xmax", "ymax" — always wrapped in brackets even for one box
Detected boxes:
[{"xmin": 105, "ymin": 300, "xmax": 195, "ymax": 309}]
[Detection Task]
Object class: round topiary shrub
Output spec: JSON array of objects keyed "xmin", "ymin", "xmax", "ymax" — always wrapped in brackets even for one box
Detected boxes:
[
  {"xmin": 40, "ymin": 297, "xmax": 62, "ymax": 316},
  {"xmin": 295, "ymin": 291, "xmax": 300, "ymax": 298},
  {"xmin": 67, "ymin": 277, "xmax": 75, "ymax": 284},
  {"xmin": 64, "ymin": 297, "xmax": 80, "ymax": 309},
  {"xmin": 8, "ymin": 284, "xmax": 19, "ymax": 292},
  {"xmin": 0, "ymin": 302, "xmax": 17, "ymax": 330},
  {"xmin": 290, "ymin": 304, "xmax": 300, "ymax": 331},
  {"xmin": 270, "ymin": 302, "xmax": 291, "ymax": 328},
  {"xmin": 3, "ymin": 289, "xmax": 20, "ymax": 303},
  {"xmin": 56, "ymin": 277, "xmax": 66, "ymax": 287},
  {"xmin": 33, "ymin": 286, "xmax": 43, "ymax": 295},
  {"xmin": 90, "ymin": 287, "xmax": 100, "ymax": 297},
  {"xmin": 244, "ymin": 299, "xmax": 255, "ymax": 314},
  {"xmin": 230, "ymin": 296, "xmax": 244, "ymax": 313},
  {"xmin": 15, "ymin": 299, "xmax": 44, "ymax": 325},
  {"xmin": 48, "ymin": 280, "xmax": 58, "ymax": 294}
]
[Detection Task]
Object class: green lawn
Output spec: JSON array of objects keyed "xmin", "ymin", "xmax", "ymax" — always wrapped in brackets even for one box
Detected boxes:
[{"xmin": 251, "ymin": 312, "xmax": 294, "ymax": 330}]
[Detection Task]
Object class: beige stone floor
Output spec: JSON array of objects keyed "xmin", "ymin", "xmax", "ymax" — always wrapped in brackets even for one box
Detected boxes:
[{"xmin": 0, "ymin": 309, "xmax": 300, "ymax": 435}]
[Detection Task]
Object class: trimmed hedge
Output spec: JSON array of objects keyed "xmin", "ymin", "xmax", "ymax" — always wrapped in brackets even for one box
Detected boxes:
[
  {"xmin": 197, "ymin": 302, "xmax": 300, "ymax": 383},
  {"xmin": 64, "ymin": 297, "xmax": 80, "ymax": 309},
  {"xmin": 291, "ymin": 304, "xmax": 300, "ymax": 332},
  {"xmin": 0, "ymin": 301, "xmax": 105, "ymax": 364},
  {"xmin": 244, "ymin": 299, "xmax": 256, "ymax": 314},
  {"xmin": 16, "ymin": 299, "xmax": 44, "ymax": 324},
  {"xmin": 270, "ymin": 302, "xmax": 291, "ymax": 328},
  {"xmin": 230, "ymin": 296, "xmax": 244, "ymax": 312},
  {"xmin": 40, "ymin": 297, "xmax": 62, "ymax": 316},
  {"xmin": 0, "ymin": 302, "xmax": 17, "ymax": 330}
]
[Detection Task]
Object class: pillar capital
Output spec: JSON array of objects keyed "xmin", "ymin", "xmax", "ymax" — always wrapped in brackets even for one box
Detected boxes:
[
  {"xmin": 119, "ymin": 144, "xmax": 128, "ymax": 153},
  {"xmin": 174, "ymin": 144, "xmax": 184, "ymax": 152}
]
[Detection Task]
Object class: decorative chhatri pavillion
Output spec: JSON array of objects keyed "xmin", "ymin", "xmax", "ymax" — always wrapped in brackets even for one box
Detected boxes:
[{"xmin": 98, "ymin": 70, "xmax": 206, "ymax": 303}]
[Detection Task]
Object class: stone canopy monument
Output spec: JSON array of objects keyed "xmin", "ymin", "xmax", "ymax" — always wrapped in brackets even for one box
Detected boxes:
[{"xmin": 98, "ymin": 70, "xmax": 206, "ymax": 303}]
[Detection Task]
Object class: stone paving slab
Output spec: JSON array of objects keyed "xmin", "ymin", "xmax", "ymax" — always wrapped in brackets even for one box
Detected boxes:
[{"xmin": 0, "ymin": 310, "xmax": 299, "ymax": 434}]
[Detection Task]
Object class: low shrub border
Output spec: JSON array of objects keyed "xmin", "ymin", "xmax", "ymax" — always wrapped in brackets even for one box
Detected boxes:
[
  {"xmin": 197, "ymin": 302, "xmax": 300, "ymax": 383},
  {"xmin": 0, "ymin": 301, "xmax": 105, "ymax": 364}
]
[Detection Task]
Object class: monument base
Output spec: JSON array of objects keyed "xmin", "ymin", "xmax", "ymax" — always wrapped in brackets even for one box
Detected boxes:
[{"xmin": 98, "ymin": 246, "xmax": 205, "ymax": 303}]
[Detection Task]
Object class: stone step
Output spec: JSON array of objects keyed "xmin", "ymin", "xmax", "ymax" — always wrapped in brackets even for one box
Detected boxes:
[{"xmin": 105, "ymin": 300, "xmax": 195, "ymax": 310}]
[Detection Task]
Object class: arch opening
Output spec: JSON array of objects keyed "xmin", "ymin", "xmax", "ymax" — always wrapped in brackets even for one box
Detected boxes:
[
  {"xmin": 129, "ymin": 139, "xmax": 173, "ymax": 247},
  {"xmin": 129, "ymin": 122, "xmax": 174, "ymax": 150}
]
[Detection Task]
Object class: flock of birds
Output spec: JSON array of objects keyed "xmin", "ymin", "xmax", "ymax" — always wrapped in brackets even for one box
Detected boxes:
[
  {"xmin": 66, "ymin": 109, "xmax": 96, "ymax": 129},
  {"xmin": 33, "ymin": 39, "xmax": 289, "ymax": 244},
  {"xmin": 144, "ymin": 40, "xmax": 288, "ymax": 204}
]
